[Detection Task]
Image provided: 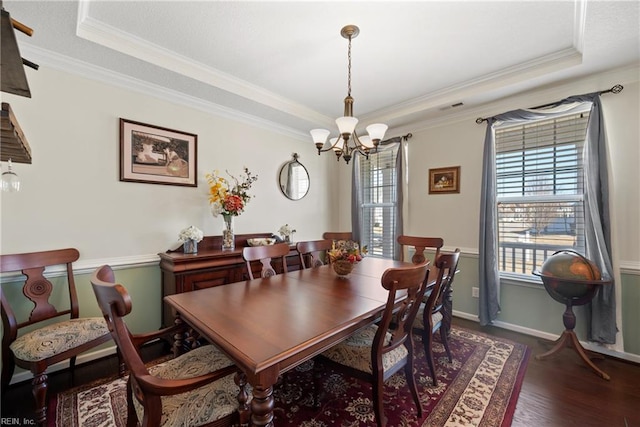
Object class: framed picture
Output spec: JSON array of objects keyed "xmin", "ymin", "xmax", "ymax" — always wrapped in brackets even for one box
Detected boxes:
[
  {"xmin": 429, "ymin": 166, "xmax": 460, "ymax": 194},
  {"xmin": 120, "ymin": 119, "xmax": 197, "ymax": 187}
]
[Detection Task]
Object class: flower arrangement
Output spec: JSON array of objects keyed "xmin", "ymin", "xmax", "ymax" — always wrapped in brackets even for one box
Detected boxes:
[
  {"xmin": 328, "ymin": 240, "xmax": 368, "ymax": 264},
  {"xmin": 206, "ymin": 167, "xmax": 258, "ymax": 217},
  {"xmin": 278, "ymin": 224, "xmax": 296, "ymax": 239},
  {"xmin": 178, "ymin": 225, "xmax": 204, "ymax": 242}
]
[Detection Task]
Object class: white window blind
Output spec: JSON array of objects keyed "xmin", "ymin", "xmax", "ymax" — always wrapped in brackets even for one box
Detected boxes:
[
  {"xmin": 358, "ymin": 147, "xmax": 398, "ymax": 258},
  {"xmin": 495, "ymin": 111, "xmax": 589, "ymax": 276}
]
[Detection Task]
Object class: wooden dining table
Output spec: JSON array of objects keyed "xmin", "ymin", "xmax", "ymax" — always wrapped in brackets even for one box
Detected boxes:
[{"xmin": 164, "ymin": 256, "xmax": 429, "ymax": 427}]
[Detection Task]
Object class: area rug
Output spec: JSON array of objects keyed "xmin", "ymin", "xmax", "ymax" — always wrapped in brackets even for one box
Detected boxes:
[{"xmin": 49, "ymin": 326, "xmax": 529, "ymax": 427}]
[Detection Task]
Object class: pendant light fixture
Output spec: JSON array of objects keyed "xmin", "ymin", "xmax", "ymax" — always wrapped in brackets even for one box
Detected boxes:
[
  {"xmin": 310, "ymin": 25, "xmax": 388, "ymax": 164},
  {"xmin": 1, "ymin": 158, "xmax": 21, "ymax": 192}
]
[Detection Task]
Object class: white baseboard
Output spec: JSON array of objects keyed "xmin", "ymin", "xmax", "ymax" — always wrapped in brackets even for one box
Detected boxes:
[{"xmin": 453, "ymin": 310, "xmax": 640, "ymax": 364}]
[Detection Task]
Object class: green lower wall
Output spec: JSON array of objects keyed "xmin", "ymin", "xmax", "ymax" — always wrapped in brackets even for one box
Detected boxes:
[{"xmin": 451, "ymin": 255, "xmax": 640, "ymax": 356}]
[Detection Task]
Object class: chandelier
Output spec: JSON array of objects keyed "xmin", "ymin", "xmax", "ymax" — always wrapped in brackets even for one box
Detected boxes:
[{"xmin": 310, "ymin": 25, "xmax": 388, "ymax": 164}]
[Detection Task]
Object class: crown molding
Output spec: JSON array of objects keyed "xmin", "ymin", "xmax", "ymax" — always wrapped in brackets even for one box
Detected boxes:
[
  {"xmin": 406, "ymin": 64, "xmax": 640, "ymax": 132},
  {"xmin": 18, "ymin": 43, "xmax": 308, "ymax": 142},
  {"xmin": 75, "ymin": 1, "xmax": 329, "ymax": 128}
]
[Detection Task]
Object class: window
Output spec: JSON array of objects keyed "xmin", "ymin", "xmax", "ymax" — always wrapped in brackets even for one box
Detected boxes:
[
  {"xmin": 357, "ymin": 146, "xmax": 399, "ymax": 258},
  {"xmin": 495, "ymin": 111, "xmax": 589, "ymax": 277}
]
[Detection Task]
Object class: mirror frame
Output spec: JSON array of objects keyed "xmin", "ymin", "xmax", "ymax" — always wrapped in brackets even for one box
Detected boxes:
[{"xmin": 278, "ymin": 153, "xmax": 310, "ymax": 201}]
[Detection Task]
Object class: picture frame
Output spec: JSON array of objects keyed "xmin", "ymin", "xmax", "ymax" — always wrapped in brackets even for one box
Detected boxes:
[
  {"xmin": 120, "ymin": 118, "xmax": 197, "ymax": 187},
  {"xmin": 429, "ymin": 166, "xmax": 460, "ymax": 194}
]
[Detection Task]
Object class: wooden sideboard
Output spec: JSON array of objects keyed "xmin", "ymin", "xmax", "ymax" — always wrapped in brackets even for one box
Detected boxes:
[{"xmin": 158, "ymin": 233, "xmax": 301, "ymax": 327}]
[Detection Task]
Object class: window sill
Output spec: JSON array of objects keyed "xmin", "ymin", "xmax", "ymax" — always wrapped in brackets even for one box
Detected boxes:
[{"xmin": 499, "ymin": 273, "xmax": 545, "ymax": 290}]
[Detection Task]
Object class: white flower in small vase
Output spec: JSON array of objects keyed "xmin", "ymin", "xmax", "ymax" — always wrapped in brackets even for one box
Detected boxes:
[
  {"xmin": 278, "ymin": 224, "xmax": 296, "ymax": 243},
  {"xmin": 178, "ymin": 226, "xmax": 204, "ymax": 254}
]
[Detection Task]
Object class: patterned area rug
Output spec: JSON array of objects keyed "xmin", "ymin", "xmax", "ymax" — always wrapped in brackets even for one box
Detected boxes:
[{"xmin": 49, "ymin": 326, "xmax": 529, "ymax": 427}]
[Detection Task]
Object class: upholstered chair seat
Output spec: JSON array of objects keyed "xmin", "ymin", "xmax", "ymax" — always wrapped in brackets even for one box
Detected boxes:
[
  {"xmin": 411, "ymin": 307, "xmax": 443, "ymax": 332},
  {"xmin": 133, "ymin": 345, "xmax": 246, "ymax": 427},
  {"xmin": 320, "ymin": 325, "xmax": 408, "ymax": 374},
  {"xmin": 9, "ymin": 318, "xmax": 109, "ymax": 362}
]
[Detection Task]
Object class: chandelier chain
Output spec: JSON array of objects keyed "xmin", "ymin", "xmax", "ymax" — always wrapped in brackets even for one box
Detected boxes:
[{"xmin": 347, "ymin": 34, "xmax": 352, "ymax": 97}]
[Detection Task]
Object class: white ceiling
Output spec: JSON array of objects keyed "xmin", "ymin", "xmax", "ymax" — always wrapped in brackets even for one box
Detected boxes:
[{"xmin": 4, "ymin": 0, "xmax": 640, "ymax": 139}]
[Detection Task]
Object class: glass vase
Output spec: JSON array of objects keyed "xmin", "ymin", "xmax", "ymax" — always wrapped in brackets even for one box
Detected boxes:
[
  {"xmin": 183, "ymin": 239, "xmax": 198, "ymax": 254},
  {"xmin": 222, "ymin": 214, "xmax": 235, "ymax": 250}
]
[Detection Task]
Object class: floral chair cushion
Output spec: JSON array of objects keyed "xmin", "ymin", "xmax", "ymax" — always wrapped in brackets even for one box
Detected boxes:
[
  {"xmin": 412, "ymin": 303, "xmax": 443, "ymax": 331},
  {"xmin": 134, "ymin": 344, "xmax": 248, "ymax": 427},
  {"xmin": 9, "ymin": 317, "xmax": 110, "ymax": 362},
  {"xmin": 321, "ymin": 324, "xmax": 408, "ymax": 374}
]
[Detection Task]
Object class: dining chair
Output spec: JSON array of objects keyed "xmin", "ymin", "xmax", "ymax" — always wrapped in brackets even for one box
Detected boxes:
[
  {"xmin": 397, "ymin": 235, "xmax": 444, "ymax": 265},
  {"xmin": 91, "ymin": 265, "xmax": 249, "ymax": 427},
  {"xmin": 314, "ymin": 262, "xmax": 430, "ymax": 427},
  {"xmin": 296, "ymin": 239, "xmax": 333, "ymax": 268},
  {"xmin": 0, "ymin": 248, "xmax": 115, "ymax": 426},
  {"xmin": 242, "ymin": 242, "xmax": 291, "ymax": 279},
  {"xmin": 413, "ymin": 249, "xmax": 460, "ymax": 386},
  {"xmin": 322, "ymin": 231, "xmax": 353, "ymax": 242}
]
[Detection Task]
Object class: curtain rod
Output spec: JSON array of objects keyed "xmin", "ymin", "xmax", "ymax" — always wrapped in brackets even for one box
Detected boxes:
[
  {"xmin": 380, "ymin": 132, "xmax": 413, "ymax": 146},
  {"xmin": 475, "ymin": 84, "xmax": 624, "ymax": 124}
]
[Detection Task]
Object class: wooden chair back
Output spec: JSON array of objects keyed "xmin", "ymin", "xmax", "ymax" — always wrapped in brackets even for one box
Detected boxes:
[
  {"xmin": 421, "ymin": 249, "xmax": 460, "ymax": 385},
  {"xmin": 397, "ymin": 235, "xmax": 443, "ymax": 264},
  {"xmin": 242, "ymin": 242, "xmax": 291, "ymax": 279},
  {"xmin": 428, "ymin": 249, "xmax": 461, "ymax": 322},
  {"xmin": 296, "ymin": 239, "xmax": 333, "ymax": 268},
  {"xmin": 1, "ymin": 248, "xmax": 81, "ymax": 329},
  {"xmin": 91, "ymin": 266, "xmax": 146, "ymax": 374},
  {"xmin": 0, "ymin": 248, "xmax": 113, "ymax": 425},
  {"xmin": 376, "ymin": 262, "xmax": 430, "ymax": 369},
  {"xmin": 315, "ymin": 261, "xmax": 430, "ymax": 426},
  {"xmin": 322, "ymin": 232, "xmax": 353, "ymax": 241}
]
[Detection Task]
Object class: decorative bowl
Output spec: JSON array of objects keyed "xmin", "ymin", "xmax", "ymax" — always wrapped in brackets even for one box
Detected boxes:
[{"xmin": 247, "ymin": 238, "xmax": 276, "ymax": 247}]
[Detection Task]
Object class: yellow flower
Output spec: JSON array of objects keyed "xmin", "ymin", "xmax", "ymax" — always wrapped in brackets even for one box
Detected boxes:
[{"xmin": 206, "ymin": 167, "xmax": 258, "ymax": 217}]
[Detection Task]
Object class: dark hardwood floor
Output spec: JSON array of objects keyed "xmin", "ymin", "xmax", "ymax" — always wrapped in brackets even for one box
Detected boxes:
[{"xmin": 2, "ymin": 318, "xmax": 638, "ymax": 426}]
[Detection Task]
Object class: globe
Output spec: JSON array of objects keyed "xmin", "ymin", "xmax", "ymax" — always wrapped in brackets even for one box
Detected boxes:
[{"xmin": 534, "ymin": 250, "xmax": 602, "ymax": 299}]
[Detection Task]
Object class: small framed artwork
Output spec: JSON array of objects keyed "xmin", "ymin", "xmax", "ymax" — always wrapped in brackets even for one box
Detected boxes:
[
  {"xmin": 429, "ymin": 166, "xmax": 460, "ymax": 194},
  {"xmin": 120, "ymin": 119, "xmax": 197, "ymax": 187}
]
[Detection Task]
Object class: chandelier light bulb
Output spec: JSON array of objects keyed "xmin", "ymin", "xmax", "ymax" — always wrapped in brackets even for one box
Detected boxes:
[
  {"xmin": 335, "ymin": 116, "xmax": 358, "ymax": 136},
  {"xmin": 366, "ymin": 124, "xmax": 388, "ymax": 143},
  {"xmin": 310, "ymin": 129, "xmax": 331, "ymax": 149}
]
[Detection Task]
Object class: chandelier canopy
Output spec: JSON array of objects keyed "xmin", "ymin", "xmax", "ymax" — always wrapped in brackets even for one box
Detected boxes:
[{"xmin": 310, "ymin": 25, "xmax": 388, "ymax": 164}]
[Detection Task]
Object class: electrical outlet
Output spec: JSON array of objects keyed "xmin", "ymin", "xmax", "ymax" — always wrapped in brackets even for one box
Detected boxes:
[{"xmin": 472, "ymin": 287, "xmax": 479, "ymax": 298}]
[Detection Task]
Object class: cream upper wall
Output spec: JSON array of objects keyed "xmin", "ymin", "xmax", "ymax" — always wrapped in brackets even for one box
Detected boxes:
[
  {"xmin": 0, "ymin": 66, "xmax": 339, "ymax": 261},
  {"xmin": 0, "ymin": 63, "xmax": 638, "ymax": 267}
]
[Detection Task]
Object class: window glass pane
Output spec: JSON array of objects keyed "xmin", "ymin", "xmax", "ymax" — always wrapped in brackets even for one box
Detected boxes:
[
  {"xmin": 498, "ymin": 201, "xmax": 585, "ymax": 274},
  {"xmin": 358, "ymin": 147, "xmax": 398, "ymax": 258},
  {"xmin": 495, "ymin": 111, "xmax": 589, "ymax": 276}
]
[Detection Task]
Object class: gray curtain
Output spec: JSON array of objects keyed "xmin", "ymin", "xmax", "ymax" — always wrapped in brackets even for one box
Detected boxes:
[
  {"xmin": 478, "ymin": 93, "xmax": 616, "ymax": 343},
  {"xmin": 352, "ymin": 136, "xmax": 405, "ymax": 260},
  {"xmin": 352, "ymin": 153, "xmax": 362, "ymax": 244},
  {"xmin": 479, "ymin": 120, "xmax": 501, "ymax": 325}
]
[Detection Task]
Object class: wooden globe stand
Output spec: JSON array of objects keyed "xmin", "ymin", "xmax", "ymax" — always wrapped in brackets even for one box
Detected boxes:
[{"xmin": 533, "ymin": 272, "xmax": 612, "ymax": 380}]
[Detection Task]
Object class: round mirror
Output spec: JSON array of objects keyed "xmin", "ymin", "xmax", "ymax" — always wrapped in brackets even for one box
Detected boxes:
[{"xmin": 279, "ymin": 153, "xmax": 310, "ymax": 200}]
